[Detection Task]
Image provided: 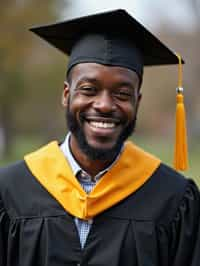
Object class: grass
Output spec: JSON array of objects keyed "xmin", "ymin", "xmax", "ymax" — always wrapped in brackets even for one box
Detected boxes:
[
  {"xmin": 1, "ymin": 135, "xmax": 200, "ymax": 186},
  {"xmin": 0, "ymin": 136, "xmax": 44, "ymax": 165}
]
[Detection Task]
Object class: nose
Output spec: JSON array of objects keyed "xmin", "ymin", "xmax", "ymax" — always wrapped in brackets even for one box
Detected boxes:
[{"xmin": 93, "ymin": 91, "xmax": 116, "ymax": 113}]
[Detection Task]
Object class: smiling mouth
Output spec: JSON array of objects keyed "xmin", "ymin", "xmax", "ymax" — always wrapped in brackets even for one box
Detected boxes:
[
  {"xmin": 89, "ymin": 121, "xmax": 115, "ymax": 129},
  {"xmin": 84, "ymin": 116, "xmax": 121, "ymax": 130}
]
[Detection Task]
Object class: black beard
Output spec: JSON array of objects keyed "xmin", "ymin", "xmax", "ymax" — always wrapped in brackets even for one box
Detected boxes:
[{"xmin": 66, "ymin": 106, "xmax": 136, "ymax": 161}]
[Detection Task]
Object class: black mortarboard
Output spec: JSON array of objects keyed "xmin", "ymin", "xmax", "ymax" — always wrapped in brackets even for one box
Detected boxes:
[
  {"xmin": 30, "ymin": 9, "xmax": 182, "ymax": 80},
  {"xmin": 30, "ymin": 9, "xmax": 188, "ymax": 171}
]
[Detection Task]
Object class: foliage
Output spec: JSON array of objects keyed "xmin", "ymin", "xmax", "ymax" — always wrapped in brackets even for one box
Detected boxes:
[{"xmin": 0, "ymin": 1, "xmax": 67, "ymax": 156}]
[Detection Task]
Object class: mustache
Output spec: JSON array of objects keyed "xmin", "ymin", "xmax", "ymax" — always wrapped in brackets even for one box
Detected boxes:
[{"xmin": 79, "ymin": 111, "xmax": 124, "ymax": 122}]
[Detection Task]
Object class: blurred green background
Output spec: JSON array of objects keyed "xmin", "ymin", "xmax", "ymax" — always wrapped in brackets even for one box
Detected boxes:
[{"xmin": 0, "ymin": 1, "xmax": 200, "ymax": 185}]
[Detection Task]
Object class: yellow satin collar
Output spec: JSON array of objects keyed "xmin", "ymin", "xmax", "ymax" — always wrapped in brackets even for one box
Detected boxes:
[{"xmin": 24, "ymin": 141, "xmax": 161, "ymax": 220}]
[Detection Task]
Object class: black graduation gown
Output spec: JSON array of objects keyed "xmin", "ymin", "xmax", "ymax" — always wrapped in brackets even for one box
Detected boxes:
[{"xmin": 0, "ymin": 160, "xmax": 200, "ymax": 266}]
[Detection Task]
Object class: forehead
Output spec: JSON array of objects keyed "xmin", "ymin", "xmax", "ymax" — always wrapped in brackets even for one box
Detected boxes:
[{"xmin": 68, "ymin": 63, "xmax": 140, "ymax": 85}]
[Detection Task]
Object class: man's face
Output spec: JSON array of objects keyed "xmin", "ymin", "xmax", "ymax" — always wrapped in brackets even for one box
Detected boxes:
[{"xmin": 62, "ymin": 63, "xmax": 141, "ymax": 160}]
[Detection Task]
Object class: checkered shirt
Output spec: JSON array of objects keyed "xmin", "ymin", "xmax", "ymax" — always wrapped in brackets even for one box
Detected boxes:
[{"xmin": 74, "ymin": 172, "xmax": 96, "ymax": 248}]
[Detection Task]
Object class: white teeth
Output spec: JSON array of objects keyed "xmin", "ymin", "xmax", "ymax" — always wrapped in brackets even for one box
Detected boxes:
[{"xmin": 90, "ymin": 121, "xmax": 115, "ymax": 129}]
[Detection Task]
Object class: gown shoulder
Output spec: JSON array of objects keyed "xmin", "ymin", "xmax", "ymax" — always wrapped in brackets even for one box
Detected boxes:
[{"xmin": 157, "ymin": 178, "xmax": 200, "ymax": 266}]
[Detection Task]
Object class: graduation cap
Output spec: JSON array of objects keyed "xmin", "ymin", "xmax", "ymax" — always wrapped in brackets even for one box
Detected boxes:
[{"xmin": 30, "ymin": 9, "xmax": 188, "ymax": 171}]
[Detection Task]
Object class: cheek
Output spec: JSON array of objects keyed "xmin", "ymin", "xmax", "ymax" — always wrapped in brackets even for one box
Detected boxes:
[
  {"xmin": 69, "ymin": 94, "xmax": 91, "ymax": 118},
  {"xmin": 69, "ymin": 92, "xmax": 83, "ymax": 109},
  {"xmin": 119, "ymin": 102, "xmax": 137, "ymax": 122}
]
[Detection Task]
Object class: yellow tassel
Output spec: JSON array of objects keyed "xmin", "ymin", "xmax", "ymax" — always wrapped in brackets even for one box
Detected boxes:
[{"xmin": 174, "ymin": 54, "xmax": 188, "ymax": 171}]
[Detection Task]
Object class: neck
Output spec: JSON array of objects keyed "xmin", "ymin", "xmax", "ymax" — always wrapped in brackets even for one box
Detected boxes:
[{"xmin": 69, "ymin": 135, "xmax": 115, "ymax": 177}]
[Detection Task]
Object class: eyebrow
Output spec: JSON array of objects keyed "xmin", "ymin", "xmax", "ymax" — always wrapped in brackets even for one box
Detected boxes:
[
  {"xmin": 76, "ymin": 77, "xmax": 138, "ymax": 89},
  {"xmin": 115, "ymin": 81, "xmax": 137, "ymax": 90},
  {"xmin": 75, "ymin": 77, "xmax": 100, "ymax": 86}
]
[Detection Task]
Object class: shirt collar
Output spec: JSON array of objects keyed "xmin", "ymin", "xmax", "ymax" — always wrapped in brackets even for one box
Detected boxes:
[
  {"xmin": 60, "ymin": 133, "xmax": 123, "ymax": 182},
  {"xmin": 60, "ymin": 133, "xmax": 81, "ymax": 176}
]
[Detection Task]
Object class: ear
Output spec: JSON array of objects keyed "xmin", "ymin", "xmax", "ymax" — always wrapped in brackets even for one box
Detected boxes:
[
  {"xmin": 62, "ymin": 81, "xmax": 70, "ymax": 107},
  {"xmin": 135, "ymin": 91, "xmax": 142, "ymax": 112},
  {"xmin": 138, "ymin": 92, "xmax": 142, "ymax": 102}
]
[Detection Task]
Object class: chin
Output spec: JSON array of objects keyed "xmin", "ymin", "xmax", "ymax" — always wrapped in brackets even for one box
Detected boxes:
[
  {"xmin": 82, "ymin": 138, "xmax": 123, "ymax": 161},
  {"xmin": 87, "ymin": 139, "xmax": 117, "ymax": 150}
]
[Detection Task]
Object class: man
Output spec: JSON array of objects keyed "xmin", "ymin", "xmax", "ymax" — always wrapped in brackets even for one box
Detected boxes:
[{"xmin": 0, "ymin": 9, "xmax": 200, "ymax": 266}]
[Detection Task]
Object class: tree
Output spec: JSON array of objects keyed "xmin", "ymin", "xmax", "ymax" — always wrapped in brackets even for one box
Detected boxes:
[{"xmin": 0, "ymin": 1, "xmax": 67, "ymax": 157}]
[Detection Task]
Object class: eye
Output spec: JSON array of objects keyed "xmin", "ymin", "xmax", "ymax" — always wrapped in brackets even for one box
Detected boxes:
[
  {"xmin": 114, "ymin": 90, "xmax": 132, "ymax": 101},
  {"xmin": 78, "ymin": 86, "xmax": 97, "ymax": 96}
]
